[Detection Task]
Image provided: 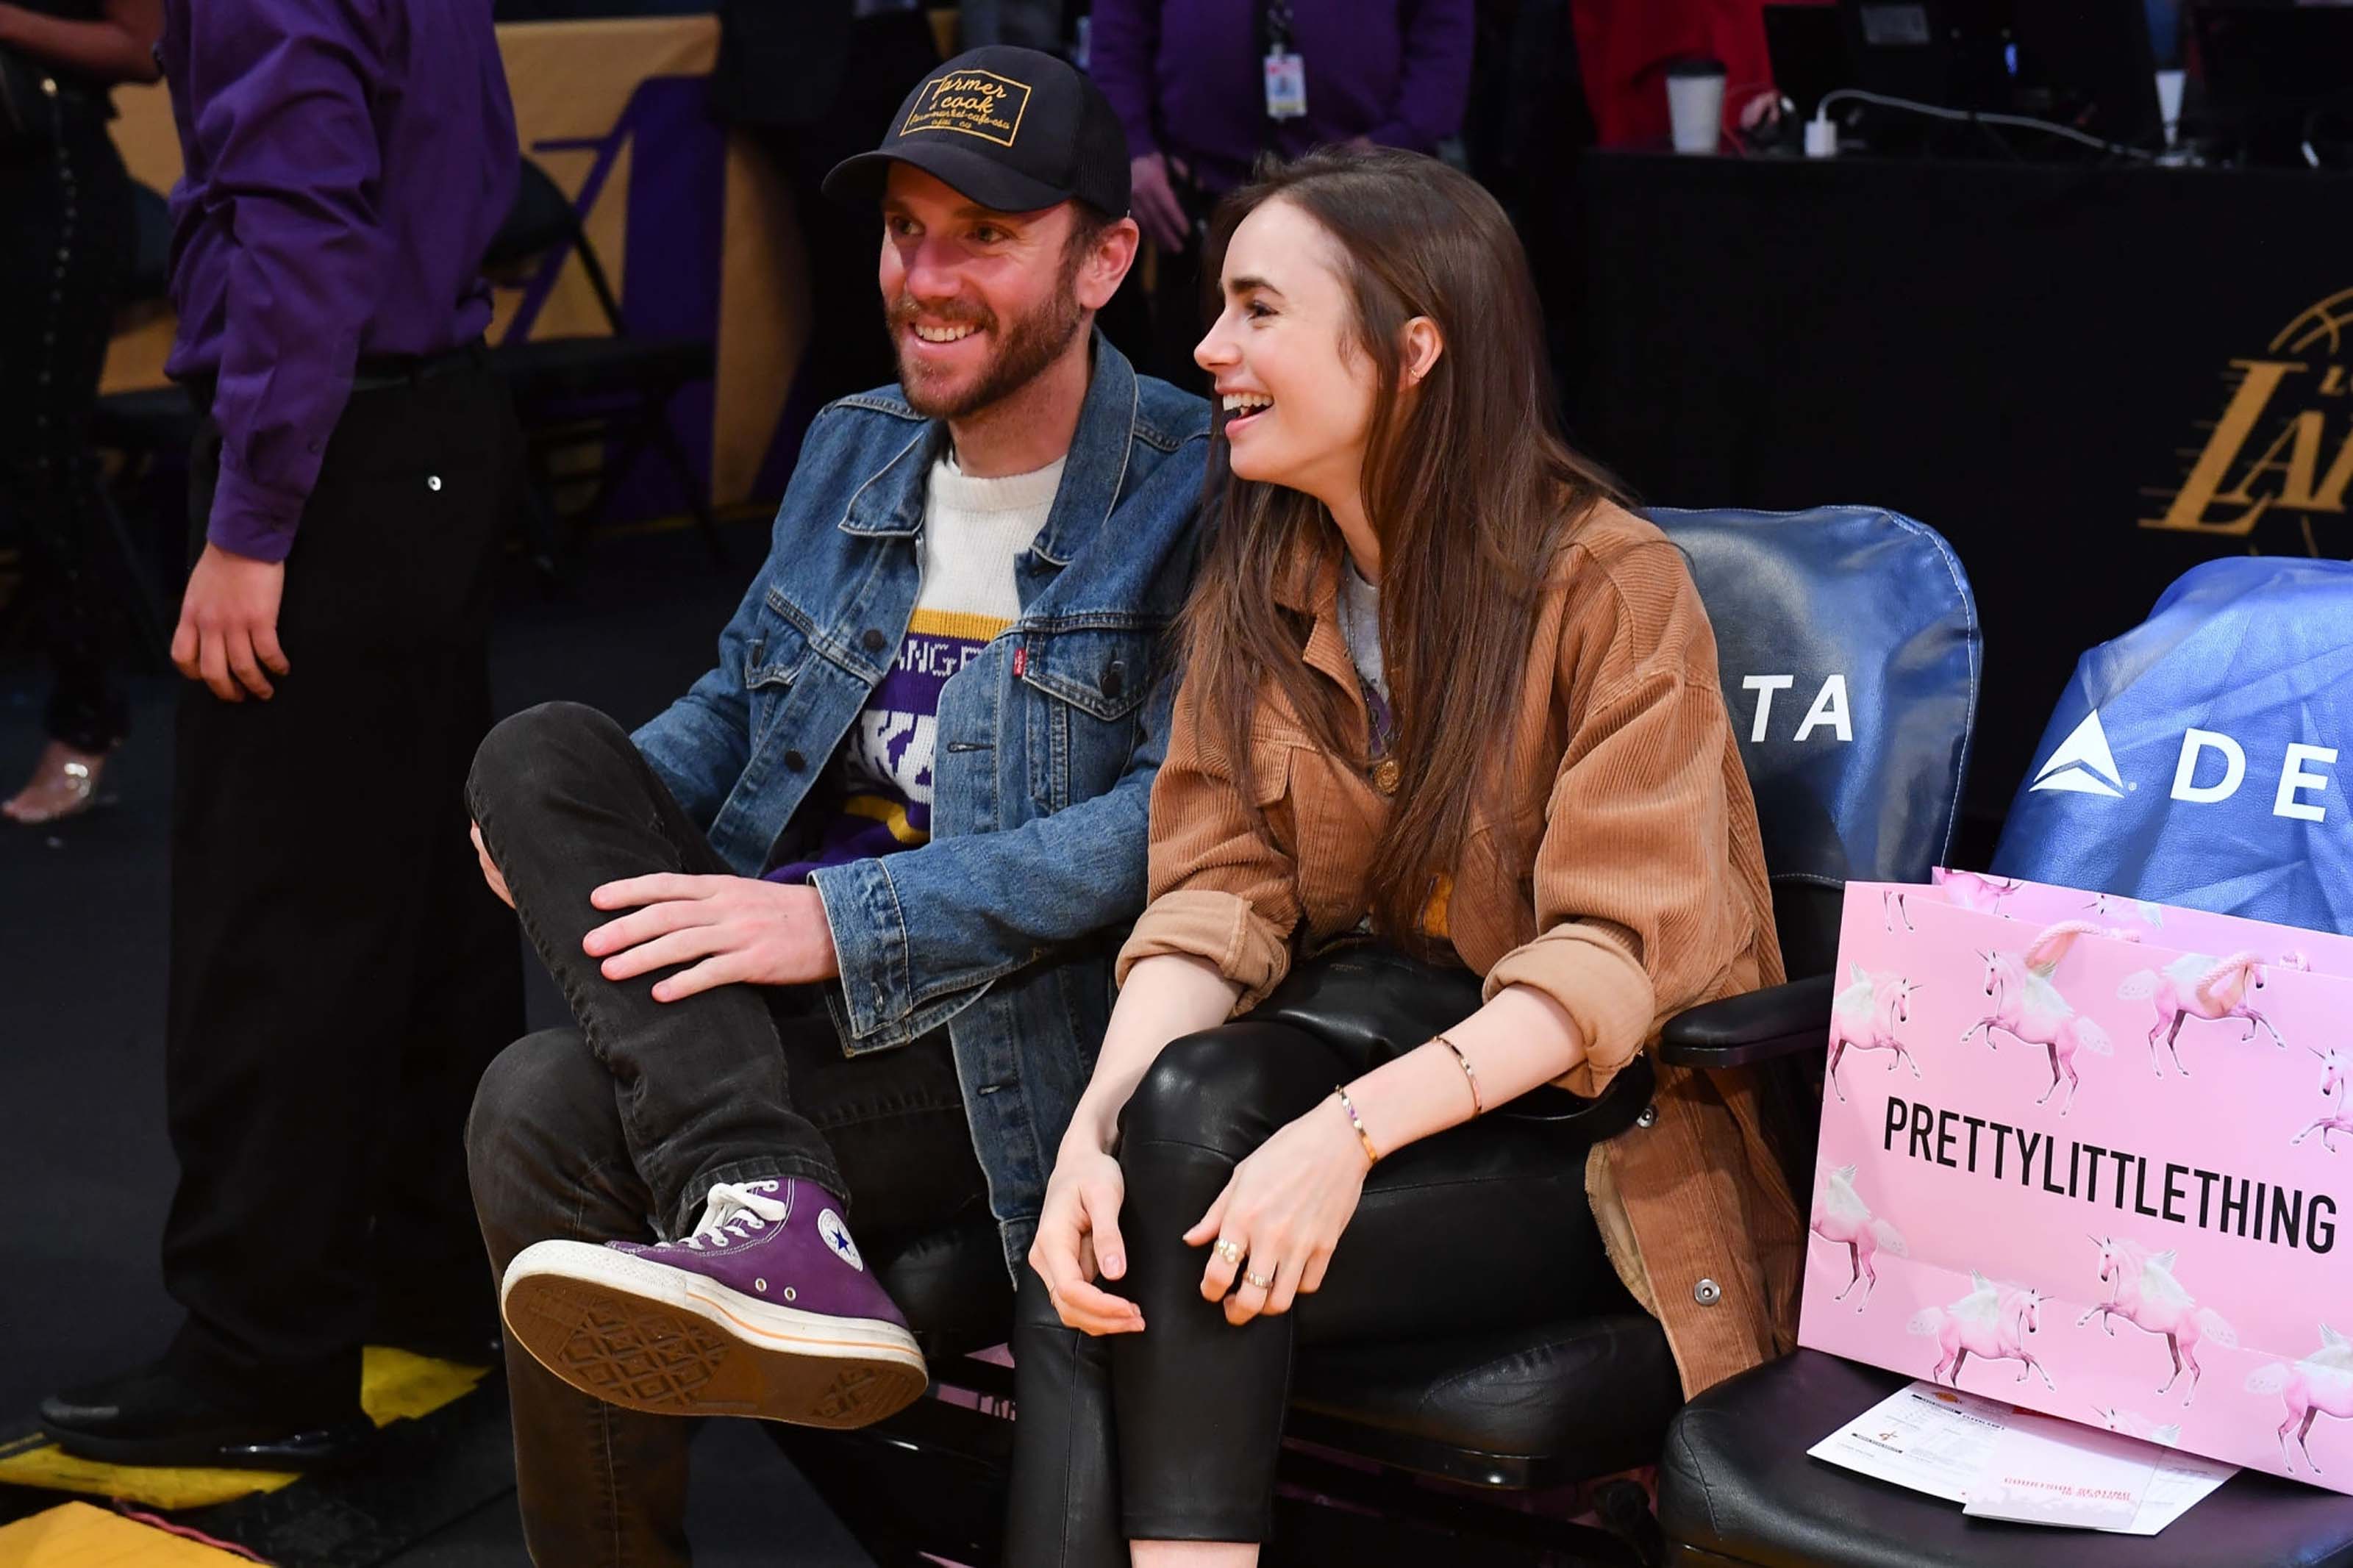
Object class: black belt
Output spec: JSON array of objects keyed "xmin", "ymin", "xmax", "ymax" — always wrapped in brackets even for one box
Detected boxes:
[
  {"xmin": 349, "ymin": 340, "xmax": 485, "ymax": 393},
  {"xmin": 182, "ymin": 340, "xmax": 483, "ymax": 415}
]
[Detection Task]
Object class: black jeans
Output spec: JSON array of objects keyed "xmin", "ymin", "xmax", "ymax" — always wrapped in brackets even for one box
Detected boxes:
[
  {"xmin": 1006, "ymin": 949, "xmax": 1615, "ymax": 1558},
  {"xmin": 465, "ymin": 701, "xmax": 988, "ymax": 1567},
  {"xmin": 0, "ymin": 86, "xmax": 133, "ymax": 753},
  {"xmin": 162, "ymin": 350, "xmax": 525, "ymax": 1410}
]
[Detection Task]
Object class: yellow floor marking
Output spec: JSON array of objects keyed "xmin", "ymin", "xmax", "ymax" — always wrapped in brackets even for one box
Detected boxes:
[
  {"xmin": 0, "ymin": 1501, "xmax": 253, "ymax": 1565},
  {"xmin": 0, "ymin": 1347, "xmax": 491, "ymax": 1511}
]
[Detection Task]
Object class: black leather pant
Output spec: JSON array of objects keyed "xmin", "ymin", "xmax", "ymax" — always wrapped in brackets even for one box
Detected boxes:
[{"xmin": 1006, "ymin": 948, "xmax": 1617, "ymax": 1558}]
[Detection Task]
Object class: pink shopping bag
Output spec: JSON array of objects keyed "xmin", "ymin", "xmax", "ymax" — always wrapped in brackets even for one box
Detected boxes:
[{"xmin": 1799, "ymin": 870, "xmax": 2353, "ymax": 1492}]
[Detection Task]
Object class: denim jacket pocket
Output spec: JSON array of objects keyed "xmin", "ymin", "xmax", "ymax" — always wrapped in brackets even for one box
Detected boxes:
[
  {"xmin": 742, "ymin": 585, "xmax": 818, "ymax": 692},
  {"xmin": 1019, "ymin": 623, "xmax": 1159, "ymax": 811}
]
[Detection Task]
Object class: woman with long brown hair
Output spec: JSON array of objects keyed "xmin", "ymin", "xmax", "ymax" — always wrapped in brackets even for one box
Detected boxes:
[{"xmin": 1007, "ymin": 146, "xmax": 1803, "ymax": 1564}]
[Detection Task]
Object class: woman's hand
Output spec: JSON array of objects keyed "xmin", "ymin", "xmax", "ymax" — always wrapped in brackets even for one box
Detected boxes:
[
  {"xmin": 1185, "ymin": 1095, "xmax": 1371, "ymax": 1326},
  {"xmin": 1029, "ymin": 1136, "xmax": 1146, "ymax": 1337}
]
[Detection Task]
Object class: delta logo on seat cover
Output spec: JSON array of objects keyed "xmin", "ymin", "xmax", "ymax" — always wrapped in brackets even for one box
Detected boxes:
[
  {"xmin": 2028, "ymin": 710, "xmax": 2126, "ymax": 798},
  {"xmin": 2028, "ymin": 708, "xmax": 2341, "ymax": 823}
]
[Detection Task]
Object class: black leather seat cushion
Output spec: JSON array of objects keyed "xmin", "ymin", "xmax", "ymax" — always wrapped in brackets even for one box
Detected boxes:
[
  {"xmin": 1663, "ymin": 1350, "xmax": 2353, "ymax": 1567},
  {"xmin": 875, "ymin": 1219, "xmax": 1016, "ymax": 1362},
  {"xmin": 876, "ymin": 1216, "xmax": 1682, "ymax": 1487},
  {"xmin": 1289, "ymin": 1311, "xmax": 1682, "ymax": 1486}
]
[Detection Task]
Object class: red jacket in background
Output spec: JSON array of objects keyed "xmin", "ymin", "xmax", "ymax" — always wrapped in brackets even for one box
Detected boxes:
[{"xmin": 1574, "ymin": 0, "xmax": 1827, "ymax": 146}]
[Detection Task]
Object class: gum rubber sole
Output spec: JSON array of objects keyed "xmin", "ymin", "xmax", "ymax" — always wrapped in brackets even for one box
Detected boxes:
[{"xmin": 501, "ymin": 1270, "xmax": 927, "ymax": 1429}]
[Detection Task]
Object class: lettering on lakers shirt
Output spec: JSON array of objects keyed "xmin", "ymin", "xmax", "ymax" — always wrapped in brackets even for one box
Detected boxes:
[{"xmin": 766, "ymin": 453, "xmax": 1063, "ymax": 884}]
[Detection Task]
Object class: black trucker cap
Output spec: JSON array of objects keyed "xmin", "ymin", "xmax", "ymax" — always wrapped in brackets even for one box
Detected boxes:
[{"xmin": 822, "ymin": 46, "xmax": 1131, "ymax": 218}]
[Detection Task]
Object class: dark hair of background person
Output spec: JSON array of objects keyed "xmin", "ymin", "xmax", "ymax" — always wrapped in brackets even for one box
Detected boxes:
[{"xmin": 1180, "ymin": 146, "xmax": 1627, "ymax": 956}]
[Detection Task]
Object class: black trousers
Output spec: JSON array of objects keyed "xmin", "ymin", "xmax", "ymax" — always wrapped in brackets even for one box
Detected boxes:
[
  {"xmin": 0, "ymin": 87, "xmax": 133, "ymax": 753},
  {"xmin": 160, "ymin": 351, "xmax": 524, "ymax": 1409},
  {"xmin": 464, "ymin": 701, "xmax": 988, "ymax": 1567},
  {"xmin": 1006, "ymin": 948, "xmax": 1615, "ymax": 1558}
]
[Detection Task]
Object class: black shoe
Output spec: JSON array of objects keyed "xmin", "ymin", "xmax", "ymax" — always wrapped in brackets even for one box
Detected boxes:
[{"xmin": 40, "ymin": 1361, "xmax": 376, "ymax": 1471}]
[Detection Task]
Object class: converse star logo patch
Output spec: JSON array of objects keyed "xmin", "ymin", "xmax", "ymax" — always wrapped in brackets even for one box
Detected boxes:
[{"xmin": 817, "ymin": 1209, "xmax": 865, "ymax": 1272}]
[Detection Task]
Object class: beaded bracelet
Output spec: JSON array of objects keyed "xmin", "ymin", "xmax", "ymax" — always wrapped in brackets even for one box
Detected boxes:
[
  {"xmin": 1435, "ymin": 1033, "xmax": 1485, "ymax": 1114},
  {"xmin": 1332, "ymin": 1085, "xmax": 1380, "ymax": 1167}
]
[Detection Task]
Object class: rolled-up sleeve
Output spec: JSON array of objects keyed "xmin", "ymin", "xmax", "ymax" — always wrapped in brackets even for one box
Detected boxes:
[
  {"xmin": 1115, "ymin": 676, "xmax": 1300, "ymax": 1012},
  {"xmin": 1483, "ymin": 560, "xmax": 1756, "ymax": 1098}
]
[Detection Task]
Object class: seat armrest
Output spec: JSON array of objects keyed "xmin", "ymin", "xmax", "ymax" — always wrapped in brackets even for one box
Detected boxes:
[{"xmin": 1656, "ymin": 974, "xmax": 1832, "ymax": 1069}]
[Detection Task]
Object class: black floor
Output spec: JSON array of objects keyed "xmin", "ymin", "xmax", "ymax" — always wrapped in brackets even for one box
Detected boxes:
[{"xmin": 0, "ymin": 519, "xmax": 879, "ymax": 1565}]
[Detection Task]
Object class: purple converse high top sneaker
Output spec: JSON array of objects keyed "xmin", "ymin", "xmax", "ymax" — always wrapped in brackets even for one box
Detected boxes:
[{"xmin": 500, "ymin": 1178, "xmax": 926, "ymax": 1428}]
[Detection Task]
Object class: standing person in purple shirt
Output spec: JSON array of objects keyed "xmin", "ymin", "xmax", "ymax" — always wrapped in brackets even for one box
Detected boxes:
[
  {"xmin": 39, "ymin": 0, "xmax": 525, "ymax": 1469},
  {"xmin": 1088, "ymin": 0, "xmax": 1474, "ymax": 390}
]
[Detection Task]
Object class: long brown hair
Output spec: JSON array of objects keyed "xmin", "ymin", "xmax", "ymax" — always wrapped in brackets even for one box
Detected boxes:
[{"xmin": 1180, "ymin": 147, "xmax": 1627, "ymax": 951}]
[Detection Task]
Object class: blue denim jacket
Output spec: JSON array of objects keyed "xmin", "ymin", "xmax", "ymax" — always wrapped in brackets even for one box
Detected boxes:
[{"xmin": 633, "ymin": 336, "xmax": 1209, "ymax": 1271}]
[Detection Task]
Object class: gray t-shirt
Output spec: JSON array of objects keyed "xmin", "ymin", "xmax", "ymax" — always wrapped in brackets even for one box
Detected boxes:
[{"xmin": 1335, "ymin": 559, "xmax": 1387, "ymax": 704}]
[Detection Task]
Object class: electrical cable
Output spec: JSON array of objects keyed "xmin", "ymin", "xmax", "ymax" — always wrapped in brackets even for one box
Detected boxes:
[{"xmin": 1808, "ymin": 88, "xmax": 2159, "ymax": 162}]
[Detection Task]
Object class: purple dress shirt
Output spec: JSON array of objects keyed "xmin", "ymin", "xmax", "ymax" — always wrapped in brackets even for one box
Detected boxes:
[
  {"xmin": 1088, "ymin": 0, "xmax": 1475, "ymax": 196},
  {"xmin": 157, "ymin": 0, "xmax": 519, "ymax": 562}
]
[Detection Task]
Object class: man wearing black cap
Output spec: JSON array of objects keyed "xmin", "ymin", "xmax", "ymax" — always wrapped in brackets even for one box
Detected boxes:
[{"xmin": 460, "ymin": 46, "xmax": 1207, "ymax": 1565}]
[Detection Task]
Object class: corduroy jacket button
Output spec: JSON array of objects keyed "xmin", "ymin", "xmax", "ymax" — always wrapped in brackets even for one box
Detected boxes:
[{"xmin": 1693, "ymin": 1278, "xmax": 1722, "ymax": 1306}]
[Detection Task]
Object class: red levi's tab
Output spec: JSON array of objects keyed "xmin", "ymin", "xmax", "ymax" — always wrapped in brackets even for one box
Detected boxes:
[{"xmin": 1013, "ymin": 645, "xmax": 1026, "ymax": 678}]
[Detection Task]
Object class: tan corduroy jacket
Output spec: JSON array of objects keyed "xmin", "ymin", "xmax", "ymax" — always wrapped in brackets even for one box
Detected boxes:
[{"xmin": 1114, "ymin": 501, "xmax": 1804, "ymax": 1397}]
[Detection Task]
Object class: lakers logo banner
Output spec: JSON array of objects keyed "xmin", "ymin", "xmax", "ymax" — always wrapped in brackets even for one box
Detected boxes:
[{"xmin": 2145, "ymin": 290, "xmax": 2353, "ymax": 550}]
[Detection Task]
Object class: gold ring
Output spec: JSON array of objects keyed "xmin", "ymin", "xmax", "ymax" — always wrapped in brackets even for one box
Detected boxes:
[
  {"xmin": 1215, "ymin": 1239, "xmax": 1245, "ymax": 1265},
  {"xmin": 1243, "ymin": 1269, "xmax": 1274, "ymax": 1290}
]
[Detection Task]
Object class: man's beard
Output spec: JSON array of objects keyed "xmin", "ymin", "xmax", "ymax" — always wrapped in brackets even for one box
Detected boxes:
[{"xmin": 888, "ymin": 275, "xmax": 1088, "ymax": 420}]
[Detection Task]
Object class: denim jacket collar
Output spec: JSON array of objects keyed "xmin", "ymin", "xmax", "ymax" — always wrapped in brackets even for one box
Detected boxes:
[{"xmin": 834, "ymin": 330, "xmax": 1142, "ymax": 568}]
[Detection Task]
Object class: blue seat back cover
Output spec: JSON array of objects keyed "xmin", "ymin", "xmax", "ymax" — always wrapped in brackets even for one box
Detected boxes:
[{"xmin": 1991, "ymin": 556, "xmax": 2353, "ymax": 932}]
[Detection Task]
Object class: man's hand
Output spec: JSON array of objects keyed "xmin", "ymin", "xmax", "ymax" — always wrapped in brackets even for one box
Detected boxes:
[
  {"xmin": 172, "ymin": 542, "xmax": 289, "ymax": 701},
  {"xmin": 470, "ymin": 822, "xmax": 513, "ymax": 909},
  {"xmin": 584, "ymin": 873, "xmax": 839, "ymax": 1001},
  {"xmin": 1131, "ymin": 151, "xmax": 1190, "ymax": 253}
]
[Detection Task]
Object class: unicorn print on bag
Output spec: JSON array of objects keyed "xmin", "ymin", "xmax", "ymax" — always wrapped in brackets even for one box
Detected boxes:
[
  {"xmin": 2116, "ymin": 951, "xmax": 2288, "ymax": 1076},
  {"xmin": 1933, "ymin": 868, "xmax": 2021, "ymax": 913},
  {"xmin": 1909, "ymin": 1272, "xmax": 2056, "ymax": 1390},
  {"xmin": 2079, "ymin": 1236, "xmax": 2238, "ymax": 1405},
  {"xmin": 2291, "ymin": 1047, "xmax": 2353, "ymax": 1153},
  {"xmin": 2247, "ymin": 1324, "xmax": 2353, "ymax": 1474},
  {"xmin": 1957, "ymin": 923, "xmax": 2113, "ymax": 1115},
  {"xmin": 1827, "ymin": 967, "xmax": 1923, "ymax": 1102},
  {"xmin": 2084, "ymin": 892, "xmax": 2165, "ymax": 929},
  {"xmin": 1810, "ymin": 1163, "xmax": 1908, "ymax": 1309},
  {"xmin": 2089, "ymin": 1405, "xmax": 2181, "ymax": 1446}
]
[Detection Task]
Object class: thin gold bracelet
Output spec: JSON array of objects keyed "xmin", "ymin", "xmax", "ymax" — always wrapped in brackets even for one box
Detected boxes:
[
  {"xmin": 1332, "ymin": 1085, "xmax": 1380, "ymax": 1167},
  {"xmin": 1434, "ymin": 1033, "xmax": 1485, "ymax": 1115}
]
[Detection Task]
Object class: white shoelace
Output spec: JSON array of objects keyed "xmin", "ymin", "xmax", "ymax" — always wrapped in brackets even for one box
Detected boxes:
[{"xmin": 664, "ymin": 1181, "xmax": 790, "ymax": 1250}]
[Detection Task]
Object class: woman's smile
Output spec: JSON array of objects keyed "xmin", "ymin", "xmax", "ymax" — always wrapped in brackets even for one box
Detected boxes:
[{"xmin": 1219, "ymin": 387, "xmax": 1274, "ymax": 434}]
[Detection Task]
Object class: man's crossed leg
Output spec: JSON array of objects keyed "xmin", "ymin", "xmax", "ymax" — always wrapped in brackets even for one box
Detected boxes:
[{"xmin": 465, "ymin": 706, "xmax": 988, "ymax": 1464}]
